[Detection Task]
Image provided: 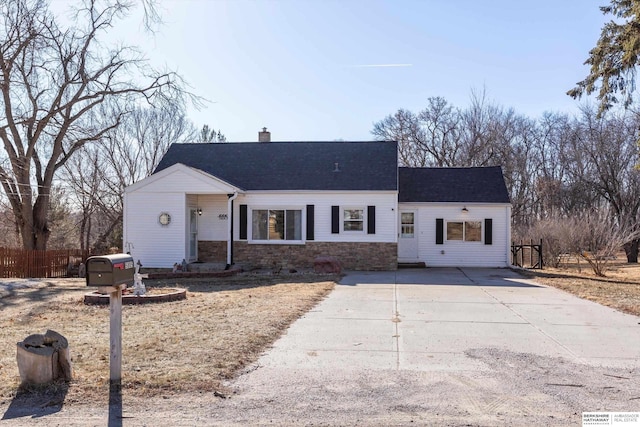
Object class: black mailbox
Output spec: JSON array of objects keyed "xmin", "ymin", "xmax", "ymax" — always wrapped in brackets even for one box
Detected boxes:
[{"xmin": 86, "ymin": 254, "xmax": 135, "ymax": 287}]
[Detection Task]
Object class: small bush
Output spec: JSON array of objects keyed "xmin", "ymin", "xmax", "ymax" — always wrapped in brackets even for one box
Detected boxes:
[{"xmin": 516, "ymin": 211, "xmax": 640, "ymax": 277}]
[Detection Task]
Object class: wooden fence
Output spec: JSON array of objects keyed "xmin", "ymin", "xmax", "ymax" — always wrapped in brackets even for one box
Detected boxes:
[
  {"xmin": 0, "ymin": 248, "xmax": 89, "ymax": 279},
  {"xmin": 511, "ymin": 240, "xmax": 543, "ymax": 269}
]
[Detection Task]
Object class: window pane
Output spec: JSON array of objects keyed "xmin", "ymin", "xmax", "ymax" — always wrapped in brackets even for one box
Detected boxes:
[
  {"xmin": 269, "ymin": 210, "xmax": 284, "ymax": 240},
  {"xmin": 447, "ymin": 222, "xmax": 463, "ymax": 240},
  {"xmin": 344, "ymin": 221, "xmax": 364, "ymax": 231},
  {"xmin": 465, "ymin": 221, "xmax": 482, "ymax": 242},
  {"xmin": 285, "ymin": 210, "xmax": 302, "ymax": 240},
  {"xmin": 401, "ymin": 225, "xmax": 414, "ymax": 238},
  {"xmin": 252, "ymin": 210, "xmax": 268, "ymax": 240},
  {"xmin": 344, "ymin": 209, "xmax": 363, "ymax": 220},
  {"xmin": 190, "ymin": 209, "xmax": 198, "ymax": 232},
  {"xmin": 401, "ymin": 212, "xmax": 414, "ymax": 225}
]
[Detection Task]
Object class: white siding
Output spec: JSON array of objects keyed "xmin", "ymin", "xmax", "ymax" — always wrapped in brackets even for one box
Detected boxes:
[
  {"xmin": 399, "ymin": 203, "xmax": 511, "ymax": 267},
  {"xmin": 235, "ymin": 192, "xmax": 397, "ymax": 243},
  {"xmin": 124, "ymin": 192, "xmax": 187, "ymax": 267},
  {"xmin": 123, "ymin": 163, "xmax": 240, "ymax": 267},
  {"xmin": 195, "ymin": 195, "xmax": 228, "ymax": 241}
]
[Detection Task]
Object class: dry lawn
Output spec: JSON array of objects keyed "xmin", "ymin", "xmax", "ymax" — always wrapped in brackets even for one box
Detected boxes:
[
  {"xmin": 519, "ymin": 254, "xmax": 640, "ymax": 317},
  {"xmin": 0, "ymin": 273, "xmax": 336, "ymax": 405}
]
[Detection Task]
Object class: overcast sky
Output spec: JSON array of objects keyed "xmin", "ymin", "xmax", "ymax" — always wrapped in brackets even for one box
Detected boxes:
[{"xmin": 54, "ymin": 0, "xmax": 609, "ymax": 142}]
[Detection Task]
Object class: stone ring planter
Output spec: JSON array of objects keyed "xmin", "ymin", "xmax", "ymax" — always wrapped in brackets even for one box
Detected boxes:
[{"xmin": 84, "ymin": 288, "xmax": 186, "ymax": 305}]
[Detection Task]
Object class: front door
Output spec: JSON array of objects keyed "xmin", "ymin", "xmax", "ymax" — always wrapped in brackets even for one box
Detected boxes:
[
  {"xmin": 398, "ymin": 210, "xmax": 418, "ymax": 261},
  {"xmin": 188, "ymin": 208, "xmax": 198, "ymax": 261}
]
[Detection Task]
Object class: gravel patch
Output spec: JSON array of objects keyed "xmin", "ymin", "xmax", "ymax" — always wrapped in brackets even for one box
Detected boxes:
[{"xmin": 3, "ymin": 348, "xmax": 638, "ymax": 426}]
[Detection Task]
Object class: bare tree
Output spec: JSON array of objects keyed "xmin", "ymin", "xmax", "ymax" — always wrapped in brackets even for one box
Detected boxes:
[
  {"xmin": 62, "ymin": 104, "xmax": 197, "ymax": 252},
  {"xmin": 60, "ymin": 144, "xmax": 104, "ymax": 251},
  {"xmin": 515, "ymin": 209, "xmax": 640, "ymax": 275},
  {"xmin": 0, "ymin": 198, "xmax": 20, "ymax": 247},
  {"xmin": 372, "ymin": 108, "xmax": 428, "ymax": 167},
  {"xmin": 569, "ymin": 106, "xmax": 640, "ymax": 262},
  {"xmin": 570, "ymin": 210, "xmax": 640, "ymax": 276},
  {"xmin": 457, "ymin": 89, "xmax": 507, "ymax": 167},
  {"xmin": 198, "ymin": 124, "xmax": 226, "ymax": 143},
  {"xmin": 0, "ymin": 0, "xmax": 196, "ymax": 250},
  {"xmin": 413, "ymin": 97, "xmax": 462, "ymax": 167}
]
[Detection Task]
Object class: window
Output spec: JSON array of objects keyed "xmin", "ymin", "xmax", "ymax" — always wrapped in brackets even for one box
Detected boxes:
[
  {"xmin": 252, "ymin": 209, "xmax": 302, "ymax": 241},
  {"xmin": 447, "ymin": 221, "xmax": 482, "ymax": 242},
  {"xmin": 400, "ymin": 212, "xmax": 414, "ymax": 238},
  {"xmin": 465, "ymin": 221, "xmax": 482, "ymax": 241},
  {"xmin": 447, "ymin": 222, "xmax": 463, "ymax": 240},
  {"xmin": 343, "ymin": 208, "xmax": 364, "ymax": 231}
]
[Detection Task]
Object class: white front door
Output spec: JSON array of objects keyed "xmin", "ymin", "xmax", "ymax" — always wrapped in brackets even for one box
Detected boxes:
[
  {"xmin": 188, "ymin": 208, "xmax": 198, "ymax": 261},
  {"xmin": 398, "ymin": 210, "xmax": 419, "ymax": 261}
]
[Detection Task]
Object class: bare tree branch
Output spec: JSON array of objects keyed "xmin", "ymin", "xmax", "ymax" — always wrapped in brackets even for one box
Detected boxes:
[{"xmin": 0, "ymin": 0, "xmax": 201, "ymax": 249}]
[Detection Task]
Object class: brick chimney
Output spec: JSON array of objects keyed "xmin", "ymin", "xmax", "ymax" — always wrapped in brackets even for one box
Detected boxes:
[{"xmin": 258, "ymin": 127, "xmax": 271, "ymax": 143}]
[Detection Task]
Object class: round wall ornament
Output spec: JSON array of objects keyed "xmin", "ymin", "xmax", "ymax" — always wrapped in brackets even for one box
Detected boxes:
[{"xmin": 159, "ymin": 212, "xmax": 171, "ymax": 226}]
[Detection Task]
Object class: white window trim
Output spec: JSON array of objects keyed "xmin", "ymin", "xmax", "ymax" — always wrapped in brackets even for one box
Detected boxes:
[
  {"xmin": 445, "ymin": 219, "xmax": 483, "ymax": 243},
  {"xmin": 342, "ymin": 206, "xmax": 366, "ymax": 233},
  {"xmin": 248, "ymin": 206, "xmax": 306, "ymax": 244}
]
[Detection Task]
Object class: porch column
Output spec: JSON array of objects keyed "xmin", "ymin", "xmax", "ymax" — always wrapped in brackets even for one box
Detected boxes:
[{"xmin": 226, "ymin": 192, "xmax": 238, "ymax": 268}]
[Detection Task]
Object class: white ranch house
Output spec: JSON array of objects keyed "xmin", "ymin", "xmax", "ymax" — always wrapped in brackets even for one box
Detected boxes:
[{"xmin": 123, "ymin": 132, "xmax": 511, "ymax": 270}]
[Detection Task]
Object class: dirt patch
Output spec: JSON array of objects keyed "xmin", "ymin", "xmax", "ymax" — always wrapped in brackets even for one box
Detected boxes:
[
  {"xmin": 83, "ymin": 287, "xmax": 187, "ymax": 305},
  {"xmin": 0, "ymin": 273, "xmax": 336, "ymax": 405},
  {"xmin": 518, "ymin": 255, "xmax": 640, "ymax": 317}
]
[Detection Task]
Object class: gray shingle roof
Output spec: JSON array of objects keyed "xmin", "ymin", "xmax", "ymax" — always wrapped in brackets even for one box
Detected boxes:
[
  {"xmin": 154, "ymin": 141, "xmax": 398, "ymax": 191},
  {"xmin": 399, "ymin": 166, "xmax": 510, "ymax": 203}
]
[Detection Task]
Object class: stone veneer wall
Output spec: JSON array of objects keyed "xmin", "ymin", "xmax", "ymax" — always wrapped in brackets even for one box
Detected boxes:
[
  {"xmin": 198, "ymin": 241, "xmax": 227, "ymax": 263},
  {"xmin": 233, "ymin": 241, "xmax": 397, "ymax": 271}
]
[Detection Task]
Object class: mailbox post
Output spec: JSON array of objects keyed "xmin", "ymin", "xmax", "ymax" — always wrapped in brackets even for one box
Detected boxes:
[{"xmin": 86, "ymin": 254, "xmax": 134, "ymax": 385}]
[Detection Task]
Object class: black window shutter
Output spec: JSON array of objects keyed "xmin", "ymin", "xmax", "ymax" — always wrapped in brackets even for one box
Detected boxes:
[
  {"xmin": 367, "ymin": 206, "xmax": 376, "ymax": 234},
  {"xmin": 331, "ymin": 206, "xmax": 340, "ymax": 234},
  {"xmin": 239, "ymin": 204, "xmax": 248, "ymax": 240},
  {"xmin": 306, "ymin": 205, "xmax": 315, "ymax": 240},
  {"xmin": 484, "ymin": 218, "xmax": 493, "ymax": 245},
  {"xmin": 436, "ymin": 218, "xmax": 444, "ymax": 244}
]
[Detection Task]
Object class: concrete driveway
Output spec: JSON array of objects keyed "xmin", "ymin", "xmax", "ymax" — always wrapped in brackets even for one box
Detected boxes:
[
  {"xmin": 218, "ymin": 268, "xmax": 640, "ymax": 426},
  {"xmin": 257, "ymin": 267, "xmax": 640, "ymax": 371}
]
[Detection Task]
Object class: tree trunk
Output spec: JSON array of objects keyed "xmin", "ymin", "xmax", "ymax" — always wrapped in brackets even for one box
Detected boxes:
[
  {"xmin": 16, "ymin": 200, "xmax": 50, "ymax": 250},
  {"xmin": 79, "ymin": 214, "xmax": 88, "ymax": 252},
  {"xmin": 624, "ymin": 239, "xmax": 639, "ymax": 263},
  {"xmin": 16, "ymin": 329, "xmax": 72, "ymax": 385},
  {"xmin": 91, "ymin": 214, "xmax": 123, "ymax": 254}
]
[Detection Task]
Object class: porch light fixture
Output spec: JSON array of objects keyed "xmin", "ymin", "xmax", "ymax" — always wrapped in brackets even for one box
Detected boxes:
[
  {"xmin": 461, "ymin": 207, "xmax": 469, "ymax": 213},
  {"xmin": 197, "ymin": 208, "xmax": 203, "ymax": 216}
]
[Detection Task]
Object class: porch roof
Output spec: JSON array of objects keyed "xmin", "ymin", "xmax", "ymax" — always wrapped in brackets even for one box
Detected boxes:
[{"xmin": 125, "ymin": 163, "xmax": 242, "ymax": 194}]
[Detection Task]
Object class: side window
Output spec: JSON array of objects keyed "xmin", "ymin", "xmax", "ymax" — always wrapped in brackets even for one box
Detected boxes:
[
  {"xmin": 343, "ymin": 208, "xmax": 364, "ymax": 231},
  {"xmin": 465, "ymin": 221, "xmax": 482, "ymax": 242},
  {"xmin": 447, "ymin": 222, "xmax": 463, "ymax": 241},
  {"xmin": 446, "ymin": 221, "xmax": 482, "ymax": 242}
]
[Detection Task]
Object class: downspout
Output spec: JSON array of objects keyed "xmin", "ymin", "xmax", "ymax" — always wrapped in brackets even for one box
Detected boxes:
[
  {"xmin": 226, "ymin": 192, "xmax": 238, "ymax": 270},
  {"xmin": 507, "ymin": 205, "xmax": 512, "ymax": 267}
]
